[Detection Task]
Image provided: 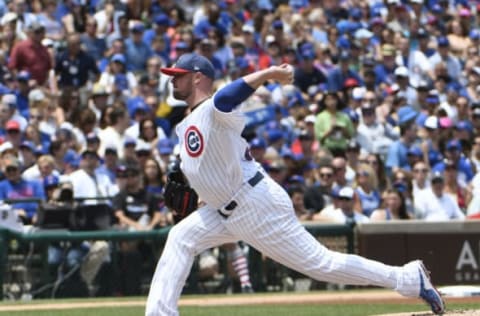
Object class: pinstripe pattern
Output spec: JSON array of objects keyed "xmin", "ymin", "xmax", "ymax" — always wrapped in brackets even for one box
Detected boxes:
[
  {"xmin": 176, "ymin": 99, "xmax": 259, "ymax": 209},
  {"xmin": 146, "ymin": 95, "xmax": 423, "ymax": 316}
]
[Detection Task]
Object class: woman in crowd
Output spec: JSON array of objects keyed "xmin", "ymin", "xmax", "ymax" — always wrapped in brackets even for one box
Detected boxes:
[
  {"xmin": 353, "ymin": 163, "xmax": 381, "ymax": 217},
  {"xmin": 139, "ymin": 118, "xmax": 161, "ymax": 149},
  {"xmin": 370, "ymin": 188, "xmax": 411, "ymax": 221}
]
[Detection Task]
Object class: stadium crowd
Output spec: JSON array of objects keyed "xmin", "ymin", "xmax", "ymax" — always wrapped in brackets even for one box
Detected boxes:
[{"xmin": 0, "ymin": 0, "xmax": 479, "ymax": 297}]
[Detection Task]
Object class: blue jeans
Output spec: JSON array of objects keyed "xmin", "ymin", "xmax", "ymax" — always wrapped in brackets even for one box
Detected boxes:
[{"xmin": 48, "ymin": 242, "xmax": 90, "ymax": 268}]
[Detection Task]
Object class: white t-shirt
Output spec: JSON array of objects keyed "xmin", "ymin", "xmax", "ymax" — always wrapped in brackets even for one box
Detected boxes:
[{"xmin": 414, "ymin": 188, "xmax": 465, "ymax": 221}]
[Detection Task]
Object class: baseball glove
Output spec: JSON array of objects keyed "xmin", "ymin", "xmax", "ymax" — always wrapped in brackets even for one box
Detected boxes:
[{"xmin": 163, "ymin": 161, "xmax": 198, "ymax": 223}]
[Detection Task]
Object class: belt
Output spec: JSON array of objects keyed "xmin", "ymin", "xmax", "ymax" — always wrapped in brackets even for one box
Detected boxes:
[{"xmin": 217, "ymin": 171, "xmax": 264, "ymax": 219}]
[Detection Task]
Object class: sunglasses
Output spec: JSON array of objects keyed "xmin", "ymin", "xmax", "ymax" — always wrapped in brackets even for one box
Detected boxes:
[
  {"xmin": 414, "ymin": 168, "xmax": 428, "ymax": 173},
  {"xmin": 6, "ymin": 166, "xmax": 18, "ymax": 173},
  {"xmin": 136, "ymin": 151, "xmax": 150, "ymax": 157},
  {"xmin": 320, "ymin": 173, "xmax": 333, "ymax": 178},
  {"xmin": 338, "ymin": 197, "xmax": 353, "ymax": 201}
]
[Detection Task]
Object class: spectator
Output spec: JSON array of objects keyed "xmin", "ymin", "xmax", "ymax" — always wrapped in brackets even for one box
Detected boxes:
[
  {"xmin": 105, "ymin": 14, "xmax": 129, "ymax": 48},
  {"xmin": 124, "ymin": 22, "xmax": 152, "ymax": 73},
  {"xmin": 80, "ymin": 16, "xmax": 106, "ymax": 64},
  {"xmin": 411, "ymin": 160, "xmax": 430, "ymax": 197},
  {"xmin": 98, "ymin": 53, "xmax": 137, "ymax": 97},
  {"xmin": 429, "ymin": 36, "xmax": 462, "ymax": 82},
  {"xmin": 370, "ymin": 188, "xmax": 411, "ymax": 221},
  {"xmin": 470, "ymin": 134, "xmax": 480, "ymax": 171},
  {"xmin": 314, "ymin": 91, "xmax": 354, "ymax": 156},
  {"xmin": 138, "ymin": 117, "xmax": 165, "ymax": 149},
  {"xmin": 294, "ymin": 48, "xmax": 327, "ymax": 94},
  {"xmin": 112, "ymin": 163, "xmax": 164, "ymax": 295},
  {"xmin": 414, "ymin": 171, "xmax": 465, "ymax": 221},
  {"xmin": 61, "ymin": 0, "xmax": 88, "ymax": 34},
  {"xmin": 353, "ymin": 163, "xmax": 381, "ymax": 217},
  {"xmin": 287, "ymin": 184, "xmax": 314, "ymax": 221},
  {"xmin": 37, "ymin": 0, "xmax": 64, "ymax": 41},
  {"xmin": 356, "ymin": 104, "xmax": 395, "ymax": 157},
  {"xmin": 134, "ymin": 141, "xmax": 152, "ymax": 170},
  {"xmin": 434, "ymin": 139, "xmax": 474, "ymax": 186},
  {"xmin": 374, "ymin": 44, "xmax": 397, "ymax": 88},
  {"xmin": 385, "ymin": 106, "xmax": 418, "ymax": 176},
  {"xmin": 327, "ymin": 50, "xmax": 362, "ymax": 93},
  {"xmin": 155, "ymin": 138, "xmax": 174, "ymax": 175},
  {"xmin": 8, "ymin": 22, "xmax": 51, "ymax": 86},
  {"xmin": 420, "ymin": 115, "xmax": 443, "ymax": 167},
  {"xmin": 0, "ymin": 154, "xmax": 44, "ymax": 224},
  {"xmin": 55, "ymin": 33, "xmax": 99, "ymax": 89},
  {"xmin": 68, "ymin": 150, "xmax": 116, "ymax": 205},
  {"xmin": 96, "ymin": 146, "xmax": 119, "ymax": 186},
  {"xmin": 143, "ymin": 157, "xmax": 165, "ymax": 202},
  {"xmin": 317, "ymin": 186, "xmax": 369, "ymax": 224},
  {"xmin": 439, "ymin": 158, "xmax": 468, "ymax": 211},
  {"xmin": 304, "ymin": 164, "xmax": 334, "ymax": 213},
  {"xmin": 93, "ymin": 0, "xmax": 123, "ymax": 40},
  {"xmin": 19, "ymin": 140, "xmax": 36, "ymax": 170},
  {"xmin": 22, "ymin": 154, "xmax": 59, "ymax": 182},
  {"xmin": 3, "ymin": 119, "xmax": 23, "ymax": 152},
  {"xmin": 98, "ymin": 105, "xmax": 130, "ymax": 160},
  {"xmin": 331, "ymin": 156, "xmax": 350, "ymax": 188},
  {"xmin": 12, "ymin": 0, "xmax": 37, "ymax": 40}
]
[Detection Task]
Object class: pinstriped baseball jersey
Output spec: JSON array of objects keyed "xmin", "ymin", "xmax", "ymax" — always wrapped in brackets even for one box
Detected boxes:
[{"xmin": 176, "ymin": 97, "xmax": 259, "ymax": 209}]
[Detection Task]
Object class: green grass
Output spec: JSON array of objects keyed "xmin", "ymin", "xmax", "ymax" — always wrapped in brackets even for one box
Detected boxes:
[
  {"xmin": 0, "ymin": 301, "xmax": 479, "ymax": 316},
  {"xmin": 0, "ymin": 292, "xmax": 479, "ymax": 316}
]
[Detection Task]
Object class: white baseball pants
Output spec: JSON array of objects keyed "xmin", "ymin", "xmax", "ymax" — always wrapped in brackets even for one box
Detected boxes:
[{"xmin": 145, "ymin": 177, "xmax": 421, "ymax": 316}]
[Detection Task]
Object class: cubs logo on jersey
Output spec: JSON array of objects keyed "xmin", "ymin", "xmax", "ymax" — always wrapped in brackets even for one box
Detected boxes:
[{"xmin": 185, "ymin": 126, "xmax": 204, "ymax": 157}]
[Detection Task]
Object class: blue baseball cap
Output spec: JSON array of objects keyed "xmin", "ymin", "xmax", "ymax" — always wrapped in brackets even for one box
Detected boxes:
[
  {"xmin": 111, "ymin": 53, "xmax": 126, "ymax": 64},
  {"xmin": 267, "ymin": 129, "xmax": 283, "ymax": 143},
  {"xmin": 250, "ymin": 137, "xmax": 267, "ymax": 149},
  {"xmin": 154, "ymin": 13, "xmax": 171, "ymax": 26},
  {"xmin": 157, "ymin": 138, "xmax": 174, "ymax": 155},
  {"xmin": 86, "ymin": 132, "xmax": 100, "ymax": 143},
  {"xmin": 124, "ymin": 137, "xmax": 136, "ymax": 147},
  {"xmin": 407, "ymin": 146, "xmax": 423, "ymax": 157},
  {"xmin": 446, "ymin": 139, "xmax": 462, "ymax": 151},
  {"xmin": 455, "ymin": 120, "xmax": 473, "ymax": 133},
  {"xmin": 16, "ymin": 70, "xmax": 31, "ymax": 82},
  {"xmin": 397, "ymin": 106, "xmax": 418, "ymax": 125},
  {"xmin": 288, "ymin": 174, "xmax": 305, "ymax": 184},
  {"xmin": 161, "ymin": 53, "xmax": 215, "ymax": 79},
  {"xmin": 175, "ymin": 41, "xmax": 189, "ymax": 50},
  {"xmin": 437, "ymin": 36, "xmax": 449, "ymax": 47},
  {"xmin": 65, "ymin": 149, "xmax": 81, "ymax": 166},
  {"xmin": 470, "ymin": 29, "xmax": 480, "ymax": 40},
  {"xmin": 20, "ymin": 140, "xmax": 35, "ymax": 151},
  {"xmin": 43, "ymin": 175, "xmax": 59, "ymax": 188},
  {"xmin": 272, "ymin": 19, "xmax": 283, "ymax": 29},
  {"xmin": 130, "ymin": 23, "xmax": 145, "ymax": 33}
]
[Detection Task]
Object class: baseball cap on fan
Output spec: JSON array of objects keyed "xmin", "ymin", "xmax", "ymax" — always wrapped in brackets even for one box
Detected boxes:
[{"xmin": 160, "ymin": 53, "xmax": 215, "ymax": 79}]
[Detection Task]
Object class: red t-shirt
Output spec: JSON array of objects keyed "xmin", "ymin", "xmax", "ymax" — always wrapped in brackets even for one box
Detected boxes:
[{"xmin": 8, "ymin": 39, "xmax": 52, "ymax": 85}]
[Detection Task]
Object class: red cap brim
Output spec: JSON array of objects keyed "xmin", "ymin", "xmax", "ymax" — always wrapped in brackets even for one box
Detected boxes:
[{"xmin": 160, "ymin": 67, "xmax": 191, "ymax": 76}]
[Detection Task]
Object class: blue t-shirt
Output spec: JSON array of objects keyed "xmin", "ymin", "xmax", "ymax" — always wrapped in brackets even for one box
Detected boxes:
[
  {"xmin": 0, "ymin": 179, "xmax": 45, "ymax": 219},
  {"xmin": 386, "ymin": 140, "xmax": 411, "ymax": 176}
]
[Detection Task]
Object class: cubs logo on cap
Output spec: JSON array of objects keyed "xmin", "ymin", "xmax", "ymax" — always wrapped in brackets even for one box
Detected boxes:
[
  {"xmin": 185, "ymin": 126, "xmax": 204, "ymax": 157},
  {"xmin": 161, "ymin": 53, "xmax": 215, "ymax": 79}
]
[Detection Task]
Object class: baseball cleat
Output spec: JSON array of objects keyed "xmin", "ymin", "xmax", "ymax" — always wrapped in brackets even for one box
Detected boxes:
[{"xmin": 418, "ymin": 261, "xmax": 445, "ymax": 315}]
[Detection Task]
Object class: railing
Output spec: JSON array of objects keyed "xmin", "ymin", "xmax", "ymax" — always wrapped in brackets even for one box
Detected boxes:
[{"xmin": 0, "ymin": 223, "xmax": 355, "ymax": 300}]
